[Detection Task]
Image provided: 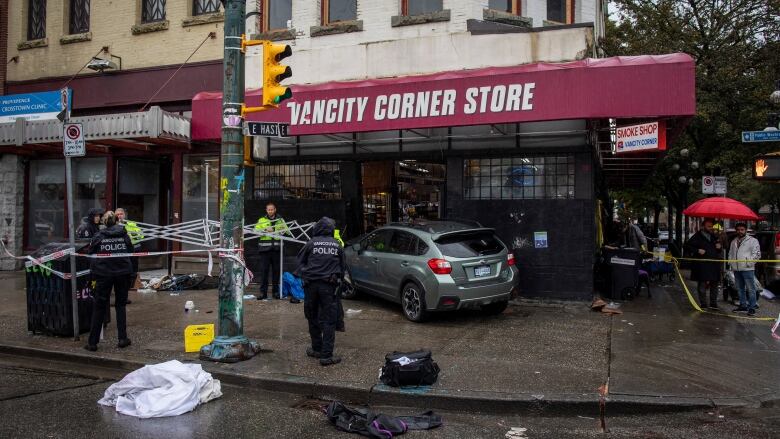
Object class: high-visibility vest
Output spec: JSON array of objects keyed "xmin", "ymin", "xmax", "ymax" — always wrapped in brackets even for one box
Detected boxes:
[
  {"xmin": 334, "ymin": 229, "xmax": 344, "ymax": 247},
  {"xmin": 123, "ymin": 220, "xmax": 144, "ymax": 245},
  {"xmin": 254, "ymin": 216, "xmax": 288, "ymax": 241}
]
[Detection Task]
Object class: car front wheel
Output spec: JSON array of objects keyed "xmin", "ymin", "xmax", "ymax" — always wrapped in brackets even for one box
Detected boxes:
[{"xmin": 401, "ymin": 282, "xmax": 428, "ymax": 322}]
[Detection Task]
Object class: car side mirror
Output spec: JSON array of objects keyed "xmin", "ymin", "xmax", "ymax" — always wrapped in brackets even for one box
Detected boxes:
[{"xmin": 352, "ymin": 243, "xmax": 362, "ymax": 253}]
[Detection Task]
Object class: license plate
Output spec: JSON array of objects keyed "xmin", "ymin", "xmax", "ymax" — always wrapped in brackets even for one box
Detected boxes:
[{"xmin": 474, "ymin": 265, "xmax": 491, "ymax": 277}]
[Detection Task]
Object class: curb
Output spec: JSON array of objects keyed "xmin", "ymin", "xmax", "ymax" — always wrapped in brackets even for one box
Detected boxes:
[{"xmin": 0, "ymin": 343, "xmax": 772, "ymax": 415}]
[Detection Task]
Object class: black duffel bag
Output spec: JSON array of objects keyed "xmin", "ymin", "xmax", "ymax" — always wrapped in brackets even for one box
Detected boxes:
[{"xmin": 380, "ymin": 350, "xmax": 440, "ymax": 387}]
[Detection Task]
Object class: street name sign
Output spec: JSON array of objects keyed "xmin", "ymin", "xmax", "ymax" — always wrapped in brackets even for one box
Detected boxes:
[
  {"xmin": 742, "ymin": 130, "xmax": 780, "ymax": 143},
  {"xmin": 63, "ymin": 123, "xmax": 86, "ymax": 157},
  {"xmin": 245, "ymin": 121, "xmax": 289, "ymax": 137}
]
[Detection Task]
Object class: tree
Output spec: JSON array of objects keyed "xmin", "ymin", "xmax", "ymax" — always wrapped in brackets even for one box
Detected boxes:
[{"xmin": 604, "ymin": 0, "xmax": 780, "ymax": 232}]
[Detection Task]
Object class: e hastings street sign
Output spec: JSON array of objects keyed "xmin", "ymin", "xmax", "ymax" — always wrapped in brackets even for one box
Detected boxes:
[
  {"xmin": 742, "ymin": 130, "xmax": 780, "ymax": 143},
  {"xmin": 244, "ymin": 121, "xmax": 289, "ymax": 137}
]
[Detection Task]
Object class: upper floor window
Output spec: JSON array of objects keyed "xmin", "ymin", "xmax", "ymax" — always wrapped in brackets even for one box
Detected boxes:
[
  {"xmin": 547, "ymin": 0, "xmax": 574, "ymax": 24},
  {"xmin": 488, "ymin": 0, "xmax": 520, "ymax": 14},
  {"xmin": 69, "ymin": 0, "xmax": 90, "ymax": 34},
  {"xmin": 142, "ymin": 0, "xmax": 166, "ymax": 23},
  {"xmin": 322, "ymin": 0, "xmax": 357, "ymax": 24},
  {"xmin": 260, "ymin": 0, "xmax": 292, "ymax": 31},
  {"xmin": 193, "ymin": 0, "xmax": 220, "ymax": 16},
  {"xmin": 402, "ymin": 0, "xmax": 443, "ymax": 16},
  {"xmin": 27, "ymin": 0, "xmax": 46, "ymax": 40}
]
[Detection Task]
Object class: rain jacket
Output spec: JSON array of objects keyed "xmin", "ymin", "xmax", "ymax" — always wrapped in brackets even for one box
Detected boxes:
[
  {"xmin": 76, "ymin": 208, "xmax": 103, "ymax": 239},
  {"xmin": 684, "ymin": 230, "xmax": 721, "ymax": 282},
  {"xmin": 296, "ymin": 217, "xmax": 345, "ymax": 282},
  {"xmin": 88, "ymin": 224, "xmax": 133, "ymax": 277},
  {"xmin": 728, "ymin": 234, "xmax": 761, "ymax": 272}
]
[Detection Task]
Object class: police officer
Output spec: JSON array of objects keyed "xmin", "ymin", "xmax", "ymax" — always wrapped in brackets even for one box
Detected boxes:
[
  {"xmin": 76, "ymin": 208, "xmax": 103, "ymax": 239},
  {"xmin": 115, "ymin": 207, "xmax": 143, "ymax": 304},
  {"xmin": 84, "ymin": 211, "xmax": 134, "ymax": 351},
  {"xmin": 254, "ymin": 202, "xmax": 287, "ymax": 300},
  {"xmin": 296, "ymin": 217, "xmax": 345, "ymax": 366}
]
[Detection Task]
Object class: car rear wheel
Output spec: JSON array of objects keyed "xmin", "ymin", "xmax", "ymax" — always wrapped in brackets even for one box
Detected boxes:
[
  {"xmin": 481, "ymin": 300, "xmax": 508, "ymax": 316},
  {"xmin": 401, "ymin": 282, "xmax": 428, "ymax": 322}
]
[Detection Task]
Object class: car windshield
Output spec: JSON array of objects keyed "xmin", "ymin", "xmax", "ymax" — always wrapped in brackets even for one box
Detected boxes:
[{"xmin": 434, "ymin": 231, "xmax": 503, "ymax": 257}]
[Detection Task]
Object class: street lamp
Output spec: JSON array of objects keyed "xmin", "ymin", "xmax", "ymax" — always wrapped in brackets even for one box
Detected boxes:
[
  {"xmin": 768, "ymin": 80, "xmax": 780, "ymax": 131},
  {"xmin": 770, "ymin": 80, "xmax": 780, "ymax": 105}
]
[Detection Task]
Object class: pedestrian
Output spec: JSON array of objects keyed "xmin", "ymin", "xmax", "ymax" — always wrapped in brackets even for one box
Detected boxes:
[
  {"xmin": 683, "ymin": 218, "xmax": 722, "ymax": 309},
  {"xmin": 253, "ymin": 202, "xmax": 288, "ymax": 300},
  {"xmin": 115, "ymin": 208, "xmax": 143, "ymax": 302},
  {"xmin": 621, "ymin": 220, "xmax": 648, "ymax": 252},
  {"xmin": 728, "ymin": 222, "xmax": 761, "ymax": 316},
  {"xmin": 76, "ymin": 208, "xmax": 103, "ymax": 239},
  {"xmin": 296, "ymin": 217, "xmax": 345, "ymax": 366},
  {"xmin": 84, "ymin": 211, "xmax": 134, "ymax": 351}
]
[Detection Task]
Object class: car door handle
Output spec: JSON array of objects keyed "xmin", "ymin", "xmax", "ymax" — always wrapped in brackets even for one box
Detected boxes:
[{"xmin": 401, "ymin": 261, "xmax": 410, "ymax": 267}]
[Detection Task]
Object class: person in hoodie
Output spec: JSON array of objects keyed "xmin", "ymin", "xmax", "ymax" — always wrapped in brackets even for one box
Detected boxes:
[
  {"xmin": 76, "ymin": 208, "xmax": 103, "ymax": 239},
  {"xmin": 296, "ymin": 217, "xmax": 346, "ymax": 366},
  {"xmin": 84, "ymin": 211, "xmax": 134, "ymax": 352}
]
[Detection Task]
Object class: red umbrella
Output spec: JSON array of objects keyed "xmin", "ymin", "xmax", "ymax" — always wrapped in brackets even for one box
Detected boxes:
[{"xmin": 682, "ymin": 197, "xmax": 762, "ymax": 220}]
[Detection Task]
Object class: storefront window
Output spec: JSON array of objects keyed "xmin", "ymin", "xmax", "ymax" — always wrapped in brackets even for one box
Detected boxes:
[
  {"xmin": 254, "ymin": 163, "xmax": 341, "ymax": 200},
  {"xmin": 463, "ymin": 156, "xmax": 574, "ymax": 200},
  {"xmin": 74, "ymin": 158, "xmax": 107, "ymax": 230},
  {"xmin": 28, "ymin": 161, "xmax": 65, "ymax": 247},
  {"xmin": 27, "ymin": 158, "xmax": 106, "ymax": 248},
  {"xmin": 183, "ymin": 155, "xmax": 219, "ymax": 222}
]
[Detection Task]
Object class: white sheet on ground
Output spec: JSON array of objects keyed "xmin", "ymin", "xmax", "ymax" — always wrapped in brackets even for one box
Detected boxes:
[{"xmin": 98, "ymin": 360, "xmax": 222, "ymax": 418}]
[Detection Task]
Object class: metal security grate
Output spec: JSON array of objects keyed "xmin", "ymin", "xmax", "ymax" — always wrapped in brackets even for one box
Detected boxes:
[
  {"xmin": 463, "ymin": 156, "xmax": 575, "ymax": 200},
  {"xmin": 193, "ymin": 0, "xmax": 221, "ymax": 15},
  {"xmin": 142, "ymin": 0, "xmax": 166, "ymax": 23},
  {"xmin": 254, "ymin": 163, "xmax": 342, "ymax": 200},
  {"xmin": 69, "ymin": 0, "xmax": 90, "ymax": 34},
  {"xmin": 27, "ymin": 0, "xmax": 46, "ymax": 40}
]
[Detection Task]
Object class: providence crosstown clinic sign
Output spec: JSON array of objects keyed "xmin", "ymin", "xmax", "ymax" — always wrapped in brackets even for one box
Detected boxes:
[{"xmin": 0, "ymin": 89, "xmax": 71, "ymax": 123}]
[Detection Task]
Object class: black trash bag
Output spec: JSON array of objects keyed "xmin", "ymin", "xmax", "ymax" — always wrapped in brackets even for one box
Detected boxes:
[
  {"xmin": 379, "ymin": 350, "xmax": 440, "ymax": 387},
  {"xmin": 325, "ymin": 401, "xmax": 442, "ymax": 438}
]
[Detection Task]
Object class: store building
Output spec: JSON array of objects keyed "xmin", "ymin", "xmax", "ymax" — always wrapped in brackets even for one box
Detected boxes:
[
  {"xmin": 191, "ymin": 1, "xmax": 695, "ymax": 300},
  {"xmin": 2, "ymin": 1, "xmax": 695, "ymax": 300}
]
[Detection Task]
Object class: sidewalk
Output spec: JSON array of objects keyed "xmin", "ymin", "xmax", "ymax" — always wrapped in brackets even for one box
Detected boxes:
[{"xmin": 1, "ymin": 270, "xmax": 777, "ymax": 414}]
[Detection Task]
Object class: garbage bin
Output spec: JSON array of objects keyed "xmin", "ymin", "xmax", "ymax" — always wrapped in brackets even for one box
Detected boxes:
[
  {"xmin": 26, "ymin": 242, "xmax": 93, "ymax": 336},
  {"xmin": 602, "ymin": 247, "xmax": 642, "ymax": 300}
]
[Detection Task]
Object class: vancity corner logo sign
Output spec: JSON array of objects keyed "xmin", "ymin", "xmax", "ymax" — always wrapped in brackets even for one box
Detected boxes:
[{"xmin": 615, "ymin": 121, "xmax": 667, "ymax": 154}]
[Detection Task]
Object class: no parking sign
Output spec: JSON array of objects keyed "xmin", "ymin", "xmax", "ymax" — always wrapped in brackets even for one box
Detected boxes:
[{"xmin": 63, "ymin": 123, "xmax": 85, "ymax": 157}]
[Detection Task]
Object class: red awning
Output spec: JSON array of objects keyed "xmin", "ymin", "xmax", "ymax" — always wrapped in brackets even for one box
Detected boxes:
[{"xmin": 192, "ymin": 53, "xmax": 695, "ymax": 141}]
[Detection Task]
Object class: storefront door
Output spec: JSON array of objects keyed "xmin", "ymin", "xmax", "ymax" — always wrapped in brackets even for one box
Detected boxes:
[{"xmin": 116, "ymin": 159, "xmax": 165, "ymax": 250}]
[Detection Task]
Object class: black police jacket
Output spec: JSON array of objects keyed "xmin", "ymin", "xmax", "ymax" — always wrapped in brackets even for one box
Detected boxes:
[
  {"xmin": 296, "ymin": 217, "xmax": 345, "ymax": 282},
  {"xmin": 88, "ymin": 225, "xmax": 134, "ymax": 277}
]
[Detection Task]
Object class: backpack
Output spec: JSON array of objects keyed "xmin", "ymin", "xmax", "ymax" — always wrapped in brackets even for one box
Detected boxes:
[
  {"xmin": 282, "ymin": 272, "xmax": 305, "ymax": 300},
  {"xmin": 379, "ymin": 350, "xmax": 440, "ymax": 387},
  {"xmin": 325, "ymin": 401, "xmax": 442, "ymax": 438}
]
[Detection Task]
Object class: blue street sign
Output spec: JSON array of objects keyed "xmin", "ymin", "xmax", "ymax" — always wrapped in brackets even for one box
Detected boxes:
[
  {"xmin": 742, "ymin": 130, "xmax": 780, "ymax": 143},
  {"xmin": 0, "ymin": 89, "xmax": 71, "ymax": 122}
]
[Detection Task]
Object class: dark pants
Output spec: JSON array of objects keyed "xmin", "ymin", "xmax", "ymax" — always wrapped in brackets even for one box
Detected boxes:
[
  {"xmin": 88, "ymin": 275, "xmax": 130, "ymax": 346},
  {"xmin": 697, "ymin": 281, "xmax": 719, "ymax": 308},
  {"xmin": 304, "ymin": 280, "xmax": 338, "ymax": 358},
  {"xmin": 257, "ymin": 247, "xmax": 280, "ymax": 298}
]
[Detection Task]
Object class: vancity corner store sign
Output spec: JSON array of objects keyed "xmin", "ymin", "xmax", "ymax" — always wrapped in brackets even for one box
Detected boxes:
[{"xmin": 192, "ymin": 54, "xmax": 696, "ymax": 140}]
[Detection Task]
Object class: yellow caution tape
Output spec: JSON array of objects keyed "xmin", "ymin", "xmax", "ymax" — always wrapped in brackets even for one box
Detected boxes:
[{"xmin": 670, "ymin": 258, "xmax": 775, "ymax": 322}]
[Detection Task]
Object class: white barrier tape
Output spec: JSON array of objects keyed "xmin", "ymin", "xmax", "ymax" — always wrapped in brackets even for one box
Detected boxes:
[{"xmin": 772, "ymin": 313, "xmax": 780, "ymax": 341}]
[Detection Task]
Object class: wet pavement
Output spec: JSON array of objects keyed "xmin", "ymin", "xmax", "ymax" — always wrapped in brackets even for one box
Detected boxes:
[
  {"xmin": 1, "ymin": 269, "xmax": 778, "ymax": 413},
  {"xmin": 0, "ymin": 363, "xmax": 777, "ymax": 439}
]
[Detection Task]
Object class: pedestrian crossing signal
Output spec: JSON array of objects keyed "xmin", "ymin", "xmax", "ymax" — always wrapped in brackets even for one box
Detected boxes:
[{"xmin": 262, "ymin": 42, "xmax": 292, "ymax": 107}]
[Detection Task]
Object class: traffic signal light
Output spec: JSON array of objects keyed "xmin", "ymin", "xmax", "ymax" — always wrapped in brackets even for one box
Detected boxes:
[{"xmin": 262, "ymin": 42, "xmax": 292, "ymax": 107}]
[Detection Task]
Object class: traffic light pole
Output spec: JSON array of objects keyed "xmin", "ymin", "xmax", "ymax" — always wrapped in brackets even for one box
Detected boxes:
[{"xmin": 200, "ymin": 0, "xmax": 259, "ymax": 363}]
